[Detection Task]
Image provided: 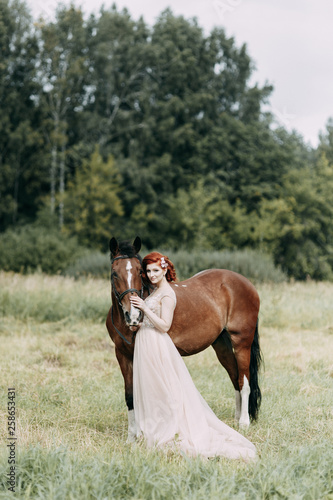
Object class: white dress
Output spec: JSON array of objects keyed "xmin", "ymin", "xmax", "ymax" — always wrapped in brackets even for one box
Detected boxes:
[{"xmin": 133, "ymin": 286, "xmax": 257, "ymax": 461}]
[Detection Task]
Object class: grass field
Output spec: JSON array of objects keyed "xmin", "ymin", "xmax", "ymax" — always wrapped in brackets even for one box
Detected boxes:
[{"xmin": 0, "ymin": 271, "xmax": 333, "ymax": 499}]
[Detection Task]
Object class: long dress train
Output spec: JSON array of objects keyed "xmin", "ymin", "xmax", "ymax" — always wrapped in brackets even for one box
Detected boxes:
[{"xmin": 133, "ymin": 287, "xmax": 257, "ymax": 461}]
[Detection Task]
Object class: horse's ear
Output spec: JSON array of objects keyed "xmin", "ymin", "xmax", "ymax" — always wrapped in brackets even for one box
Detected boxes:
[
  {"xmin": 110, "ymin": 237, "xmax": 119, "ymax": 257},
  {"xmin": 133, "ymin": 236, "xmax": 141, "ymax": 254}
]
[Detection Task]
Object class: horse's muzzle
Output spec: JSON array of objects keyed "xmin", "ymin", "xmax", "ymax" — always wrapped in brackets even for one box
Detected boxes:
[
  {"xmin": 129, "ymin": 325, "xmax": 140, "ymax": 332},
  {"xmin": 125, "ymin": 309, "xmax": 143, "ymax": 328}
]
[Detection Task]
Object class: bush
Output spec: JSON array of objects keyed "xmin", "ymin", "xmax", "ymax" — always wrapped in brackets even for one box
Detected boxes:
[
  {"xmin": 164, "ymin": 248, "xmax": 287, "ymax": 283},
  {"xmin": 0, "ymin": 224, "xmax": 285, "ymax": 283},
  {"xmin": 0, "ymin": 225, "xmax": 83, "ymax": 274},
  {"xmin": 64, "ymin": 246, "xmax": 286, "ymax": 283},
  {"xmin": 63, "ymin": 251, "xmax": 110, "ymax": 279}
]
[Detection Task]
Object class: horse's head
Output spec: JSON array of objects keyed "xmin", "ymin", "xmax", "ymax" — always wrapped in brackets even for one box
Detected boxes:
[{"xmin": 110, "ymin": 236, "xmax": 143, "ymax": 330}]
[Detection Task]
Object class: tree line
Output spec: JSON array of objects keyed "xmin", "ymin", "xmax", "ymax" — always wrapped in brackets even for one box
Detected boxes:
[{"xmin": 0, "ymin": 0, "xmax": 333, "ymax": 279}]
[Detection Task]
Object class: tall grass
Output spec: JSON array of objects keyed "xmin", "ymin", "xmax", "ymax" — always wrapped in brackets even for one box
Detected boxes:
[
  {"xmin": 0, "ymin": 271, "xmax": 110, "ymax": 323},
  {"xmin": 1, "ymin": 444, "xmax": 332, "ymax": 499},
  {"xmin": 0, "ymin": 273, "xmax": 332, "ymax": 499}
]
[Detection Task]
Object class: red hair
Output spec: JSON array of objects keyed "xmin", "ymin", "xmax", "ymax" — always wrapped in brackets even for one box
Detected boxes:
[{"xmin": 142, "ymin": 252, "xmax": 177, "ymax": 283}]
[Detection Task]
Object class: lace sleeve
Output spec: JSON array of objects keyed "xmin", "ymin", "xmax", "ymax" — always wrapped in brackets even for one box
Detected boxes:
[{"xmin": 143, "ymin": 293, "xmax": 176, "ymax": 333}]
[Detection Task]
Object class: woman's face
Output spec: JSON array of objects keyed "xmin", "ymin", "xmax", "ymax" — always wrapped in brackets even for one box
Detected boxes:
[{"xmin": 146, "ymin": 262, "xmax": 165, "ymax": 285}]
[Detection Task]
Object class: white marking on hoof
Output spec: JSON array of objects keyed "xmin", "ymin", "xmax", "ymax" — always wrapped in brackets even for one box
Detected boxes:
[
  {"xmin": 181, "ymin": 285, "xmax": 187, "ymax": 287},
  {"xmin": 239, "ymin": 417, "xmax": 250, "ymax": 429},
  {"xmin": 239, "ymin": 375, "xmax": 250, "ymax": 428},
  {"xmin": 126, "ymin": 409, "xmax": 137, "ymax": 443}
]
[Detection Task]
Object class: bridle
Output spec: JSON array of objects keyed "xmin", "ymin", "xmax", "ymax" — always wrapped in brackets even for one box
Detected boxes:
[
  {"xmin": 110, "ymin": 254, "xmax": 144, "ymax": 345},
  {"xmin": 111, "ymin": 255, "xmax": 144, "ymax": 306}
]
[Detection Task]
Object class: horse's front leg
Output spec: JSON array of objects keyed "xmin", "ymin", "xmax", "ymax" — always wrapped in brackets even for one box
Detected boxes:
[{"xmin": 115, "ymin": 347, "xmax": 137, "ymax": 442}]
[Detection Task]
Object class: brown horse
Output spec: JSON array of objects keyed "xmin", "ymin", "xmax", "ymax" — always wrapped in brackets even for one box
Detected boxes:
[{"xmin": 106, "ymin": 237, "xmax": 262, "ymax": 441}]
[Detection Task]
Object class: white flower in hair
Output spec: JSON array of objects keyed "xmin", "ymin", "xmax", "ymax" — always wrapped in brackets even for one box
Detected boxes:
[{"xmin": 160, "ymin": 257, "xmax": 168, "ymax": 268}]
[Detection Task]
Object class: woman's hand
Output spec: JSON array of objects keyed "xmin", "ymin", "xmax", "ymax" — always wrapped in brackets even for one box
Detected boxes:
[{"xmin": 129, "ymin": 295, "xmax": 146, "ymax": 312}]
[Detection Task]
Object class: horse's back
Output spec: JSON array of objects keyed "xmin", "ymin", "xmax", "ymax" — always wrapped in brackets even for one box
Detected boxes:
[
  {"xmin": 169, "ymin": 269, "xmax": 259, "ymax": 353},
  {"xmin": 192, "ymin": 268, "xmax": 257, "ymax": 289},
  {"xmin": 174, "ymin": 268, "xmax": 259, "ymax": 304},
  {"xmin": 190, "ymin": 269, "xmax": 260, "ymax": 329}
]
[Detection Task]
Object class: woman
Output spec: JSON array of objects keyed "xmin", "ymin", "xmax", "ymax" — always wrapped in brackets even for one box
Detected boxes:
[{"xmin": 129, "ymin": 252, "xmax": 257, "ymax": 461}]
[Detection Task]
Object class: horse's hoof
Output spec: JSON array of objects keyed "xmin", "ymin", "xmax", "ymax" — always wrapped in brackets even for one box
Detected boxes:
[
  {"xmin": 126, "ymin": 434, "xmax": 137, "ymax": 444},
  {"xmin": 239, "ymin": 420, "xmax": 250, "ymax": 429}
]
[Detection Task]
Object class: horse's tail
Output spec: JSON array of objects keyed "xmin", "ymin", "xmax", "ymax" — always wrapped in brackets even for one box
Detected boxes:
[{"xmin": 249, "ymin": 319, "xmax": 262, "ymax": 421}]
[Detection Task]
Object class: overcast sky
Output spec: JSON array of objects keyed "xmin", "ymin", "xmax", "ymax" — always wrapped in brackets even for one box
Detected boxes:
[{"xmin": 28, "ymin": 0, "xmax": 333, "ymax": 147}]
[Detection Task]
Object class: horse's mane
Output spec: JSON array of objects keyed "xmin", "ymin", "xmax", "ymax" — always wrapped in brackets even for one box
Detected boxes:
[{"xmin": 117, "ymin": 240, "xmax": 142, "ymax": 262}]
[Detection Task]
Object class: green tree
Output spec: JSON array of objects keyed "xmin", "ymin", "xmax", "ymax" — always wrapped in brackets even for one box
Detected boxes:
[
  {"xmin": 146, "ymin": 178, "xmax": 257, "ymax": 251},
  {"xmin": 318, "ymin": 117, "xmax": 333, "ymax": 165},
  {"xmin": 256, "ymin": 154, "xmax": 333, "ymax": 279},
  {"xmin": 0, "ymin": 0, "xmax": 44, "ymax": 230},
  {"xmin": 114, "ymin": 9, "xmax": 277, "ymax": 242},
  {"xmin": 37, "ymin": 4, "xmax": 89, "ymax": 226},
  {"xmin": 2, "ymin": 2, "xmax": 328, "ymax": 282},
  {"xmin": 81, "ymin": 6, "xmax": 150, "ymax": 152},
  {"xmin": 63, "ymin": 146, "xmax": 124, "ymax": 250}
]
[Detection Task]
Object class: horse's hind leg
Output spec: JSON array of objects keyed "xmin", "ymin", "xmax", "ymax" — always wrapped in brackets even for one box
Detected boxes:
[
  {"xmin": 232, "ymin": 343, "xmax": 252, "ymax": 428},
  {"xmin": 212, "ymin": 331, "xmax": 241, "ymax": 422}
]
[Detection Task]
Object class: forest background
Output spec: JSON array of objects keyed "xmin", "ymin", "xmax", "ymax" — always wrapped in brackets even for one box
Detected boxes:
[{"xmin": 1, "ymin": 0, "xmax": 333, "ymax": 281}]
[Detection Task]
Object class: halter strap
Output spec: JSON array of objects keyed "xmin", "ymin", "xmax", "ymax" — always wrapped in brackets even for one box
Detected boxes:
[
  {"xmin": 111, "ymin": 254, "xmax": 141, "ymax": 263},
  {"xmin": 111, "ymin": 306, "xmax": 136, "ymax": 345},
  {"xmin": 110, "ymin": 253, "xmax": 144, "ymax": 346}
]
